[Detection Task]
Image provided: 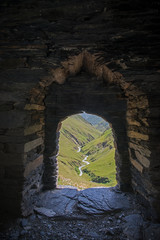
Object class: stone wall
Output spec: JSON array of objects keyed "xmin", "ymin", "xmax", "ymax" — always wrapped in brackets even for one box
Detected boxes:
[
  {"xmin": 0, "ymin": 0, "xmax": 160, "ymax": 220},
  {"xmin": 0, "ymin": 69, "xmax": 46, "ymax": 215},
  {"xmin": 44, "ymin": 69, "xmax": 130, "ymax": 192}
]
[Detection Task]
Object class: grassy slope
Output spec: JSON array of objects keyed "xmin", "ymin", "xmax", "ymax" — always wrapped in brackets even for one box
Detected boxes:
[
  {"xmin": 60, "ymin": 115, "xmax": 101, "ymax": 146},
  {"xmin": 58, "ymin": 115, "xmax": 116, "ymax": 189},
  {"xmin": 81, "ymin": 129, "xmax": 117, "ymax": 187},
  {"xmin": 81, "ymin": 128, "xmax": 113, "ymax": 156},
  {"xmin": 95, "ymin": 120, "xmax": 110, "ymax": 132},
  {"xmin": 58, "ymin": 115, "xmax": 102, "ymax": 188}
]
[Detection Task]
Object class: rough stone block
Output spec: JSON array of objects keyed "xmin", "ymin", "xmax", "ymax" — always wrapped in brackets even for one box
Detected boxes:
[
  {"xmin": 24, "ymin": 137, "xmax": 43, "ymax": 152},
  {"xmin": 129, "ymin": 142, "xmax": 151, "ymax": 157},
  {"xmin": 127, "ymin": 117, "xmax": 141, "ymax": 127},
  {"xmin": 135, "ymin": 151, "xmax": 150, "ymax": 168},
  {"xmin": 24, "ymin": 155, "xmax": 43, "ymax": 177},
  {"xmin": 24, "ymin": 124, "xmax": 42, "ymax": 136},
  {"xmin": 144, "ymin": 223, "xmax": 160, "ymax": 240},
  {"xmin": 77, "ymin": 188, "xmax": 130, "ymax": 214},
  {"xmin": 24, "ymin": 104, "xmax": 45, "ymax": 111},
  {"xmin": 128, "ymin": 131, "xmax": 149, "ymax": 140},
  {"xmin": 123, "ymin": 214, "xmax": 144, "ymax": 240},
  {"xmin": 131, "ymin": 158, "xmax": 143, "ymax": 173},
  {"xmin": 34, "ymin": 207, "xmax": 56, "ymax": 217}
]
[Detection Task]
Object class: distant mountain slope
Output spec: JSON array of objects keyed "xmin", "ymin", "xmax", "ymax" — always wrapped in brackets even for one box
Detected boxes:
[
  {"xmin": 58, "ymin": 114, "xmax": 116, "ymax": 189},
  {"xmin": 94, "ymin": 120, "xmax": 110, "ymax": 132},
  {"xmin": 58, "ymin": 115, "xmax": 102, "ymax": 188},
  {"xmin": 81, "ymin": 128, "xmax": 114, "ymax": 156},
  {"xmin": 79, "ymin": 112, "xmax": 109, "ymax": 132},
  {"xmin": 81, "ymin": 128, "xmax": 117, "ymax": 187},
  {"xmin": 60, "ymin": 115, "xmax": 101, "ymax": 146}
]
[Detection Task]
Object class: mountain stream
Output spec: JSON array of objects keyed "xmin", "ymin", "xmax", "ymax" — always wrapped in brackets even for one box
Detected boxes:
[{"xmin": 77, "ymin": 147, "xmax": 90, "ymax": 176}]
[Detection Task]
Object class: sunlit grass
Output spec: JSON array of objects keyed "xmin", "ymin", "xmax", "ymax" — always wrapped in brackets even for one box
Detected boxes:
[{"xmin": 58, "ymin": 114, "xmax": 117, "ymax": 189}]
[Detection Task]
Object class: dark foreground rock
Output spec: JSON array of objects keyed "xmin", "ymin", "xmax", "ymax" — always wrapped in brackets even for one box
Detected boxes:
[
  {"xmin": 143, "ymin": 223, "xmax": 160, "ymax": 240},
  {"xmin": 35, "ymin": 187, "xmax": 130, "ymax": 217},
  {"xmin": 0, "ymin": 187, "xmax": 160, "ymax": 240},
  {"xmin": 77, "ymin": 188, "xmax": 130, "ymax": 214},
  {"xmin": 123, "ymin": 214, "xmax": 144, "ymax": 240},
  {"xmin": 35, "ymin": 188, "xmax": 78, "ymax": 216}
]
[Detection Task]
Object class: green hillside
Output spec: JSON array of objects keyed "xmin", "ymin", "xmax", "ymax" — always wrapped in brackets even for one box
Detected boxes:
[
  {"xmin": 58, "ymin": 114, "xmax": 117, "ymax": 189},
  {"xmin": 81, "ymin": 128, "xmax": 114, "ymax": 156},
  {"xmin": 81, "ymin": 129, "xmax": 117, "ymax": 187},
  {"xmin": 79, "ymin": 112, "xmax": 109, "ymax": 132},
  {"xmin": 60, "ymin": 115, "xmax": 101, "ymax": 146},
  {"xmin": 95, "ymin": 120, "xmax": 110, "ymax": 132}
]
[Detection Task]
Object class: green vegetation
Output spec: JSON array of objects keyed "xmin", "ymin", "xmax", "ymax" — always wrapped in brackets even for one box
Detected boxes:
[
  {"xmin": 75, "ymin": 166, "xmax": 80, "ymax": 175},
  {"xmin": 60, "ymin": 115, "xmax": 101, "ymax": 146},
  {"xmin": 80, "ymin": 128, "xmax": 117, "ymax": 187},
  {"xmin": 94, "ymin": 120, "xmax": 110, "ymax": 132},
  {"xmin": 58, "ymin": 114, "xmax": 117, "ymax": 189}
]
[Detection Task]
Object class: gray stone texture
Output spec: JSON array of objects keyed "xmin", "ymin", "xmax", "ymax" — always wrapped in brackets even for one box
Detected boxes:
[
  {"xmin": 0, "ymin": 0, "xmax": 160, "ymax": 221},
  {"xmin": 35, "ymin": 187, "xmax": 130, "ymax": 217},
  {"xmin": 123, "ymin": 214, "xmax": 144, "ymax": 240},
  {"xmin": 77, "ymin": 188, "xmax": 130, "ymax": 214}
]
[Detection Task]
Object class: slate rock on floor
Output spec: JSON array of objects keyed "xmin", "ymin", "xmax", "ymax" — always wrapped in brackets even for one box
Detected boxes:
[
  {"xmin": 122, "ymin": 214, "xmax": 144, "ymax": 240},
  {"xmin": 35, "ymin": 188, "xmax": 78, "ymax": 216},
  {"xmin": 77, "ymin": 187, "xmax": 130, "ymax": 214},
  {"xmin": 35, "ymin": 187, "xmax": 131, "ymax": 216},
  {"xmin": 1, "ymin": 187, "xmax": 160, "ymax": 240}
]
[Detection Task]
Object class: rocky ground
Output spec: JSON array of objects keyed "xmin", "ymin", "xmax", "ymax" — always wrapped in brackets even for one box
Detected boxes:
[{"xmin": 0, "ymin": 187, "xmax": 160, "ymax": 240}]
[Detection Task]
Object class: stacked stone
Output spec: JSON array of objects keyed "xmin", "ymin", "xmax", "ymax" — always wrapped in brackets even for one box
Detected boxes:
[{"xmin": 0, "ymin": 0, "xmax": 160, "ymax": 220}]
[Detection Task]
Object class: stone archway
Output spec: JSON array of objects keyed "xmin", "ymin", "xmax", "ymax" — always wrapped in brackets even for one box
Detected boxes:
[
  {"xmin": 0, "ymin": 0, "xmax": 160, "ymax": 227},
  {"xmin": 43, "ymin": 70, "xmax": 130, "ymax": 192},
  {"xmin": 1, "ymin": 50, "xmax": 159, "ymax": 220},
  {"xmin": 20, "ymin": 50, "xmax": 157, "ymax": 217}
]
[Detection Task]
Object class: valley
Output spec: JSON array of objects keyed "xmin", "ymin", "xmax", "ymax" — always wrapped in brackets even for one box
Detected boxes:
[{"xmin": 58, "ymin": 113, "xmax": 117, "ymax": 189}]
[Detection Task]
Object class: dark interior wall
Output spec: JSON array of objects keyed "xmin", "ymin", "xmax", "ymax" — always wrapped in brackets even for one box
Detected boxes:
[{"xmin": 0, "ymin": 0, "xmax": 160, "ymax": 219}]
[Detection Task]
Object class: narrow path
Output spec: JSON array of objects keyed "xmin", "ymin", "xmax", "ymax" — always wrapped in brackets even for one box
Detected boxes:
[{"xmin": 77, "ymin": 146, "xmax": 90, "ymax": 176}]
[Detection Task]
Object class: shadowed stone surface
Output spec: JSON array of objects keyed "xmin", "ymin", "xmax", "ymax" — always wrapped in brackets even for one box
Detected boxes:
[
  {"xmin": 36, "ymin": 188, "xmax": 78, "ymax": 216},
  {"xmin": 34, "ymin": 207, "xmax": 56, "ymax": 217},
  {"xmin": 77, "ymin": 188, "xmax": 130, "ymax": 214},
  {"xmin": 35, "ymin": 187, "xmax": 130, "ymax": 217},
  {"xmin": 144, "ymin": 223, "xmax": 160, "ymax": 240},
  {"xmin": 0, "ymin": 0, "xmax": 160, "ymax": 221},
  {"xmin": 1, "ymin": 188, "xmax": 160, "ymax": 240},
  {"xmin": 123, "ymin": 214, "xmax": 144, "ymax": 240}
]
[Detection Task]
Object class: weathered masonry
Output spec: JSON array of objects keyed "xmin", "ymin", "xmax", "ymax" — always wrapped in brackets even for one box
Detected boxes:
[{"xmin": 0, "ymin": 0, "xmax": 160, "ymax": 220}]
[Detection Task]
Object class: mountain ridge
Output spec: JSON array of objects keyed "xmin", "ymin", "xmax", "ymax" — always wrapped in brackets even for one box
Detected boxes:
[{"xmin": 79, "ymin": 112, "xmax": 109, "ymax": 132}]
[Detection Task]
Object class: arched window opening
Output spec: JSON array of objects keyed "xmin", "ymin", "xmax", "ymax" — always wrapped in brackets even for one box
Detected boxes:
[{"xmin": 57, "ymin": 112, "xmax": 117, "ymax": 189}]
